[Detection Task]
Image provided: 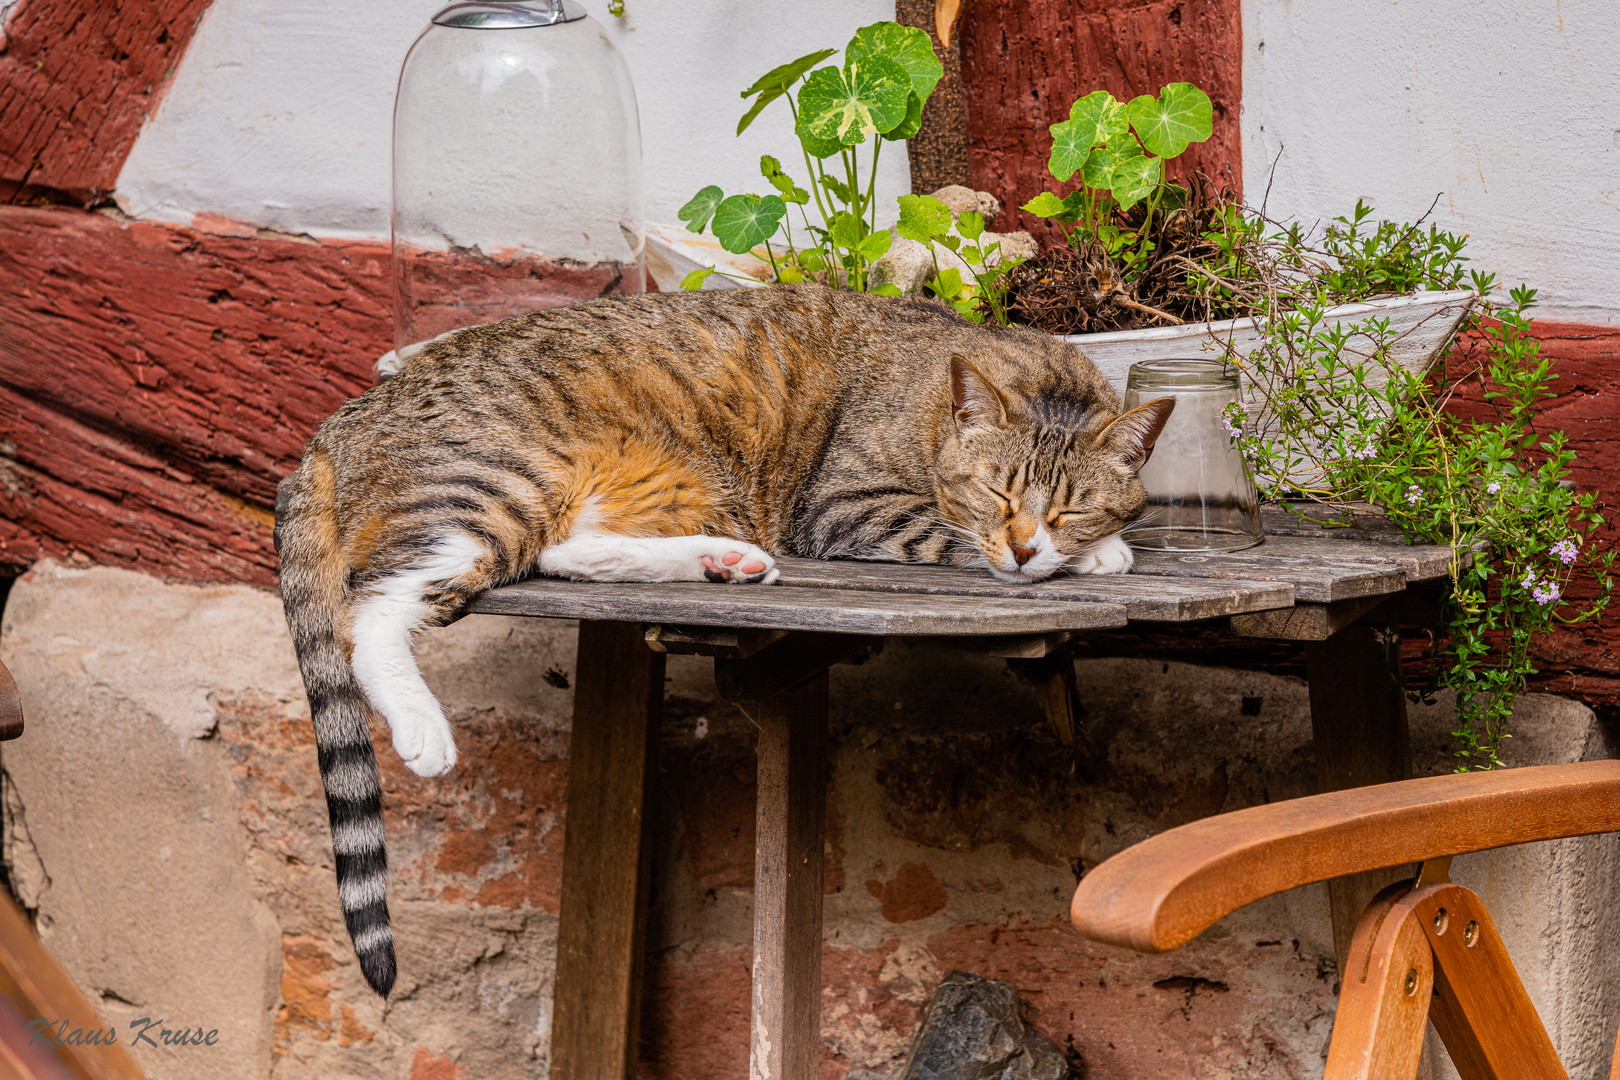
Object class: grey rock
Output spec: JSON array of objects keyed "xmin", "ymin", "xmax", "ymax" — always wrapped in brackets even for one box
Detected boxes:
[
  {"xmin": 929, "ymin": 185, "xmax": 1002, "ymax": 225},
  {"xmin": 899, "ymin": 971, "xmax": 1069, "ymax": 1080}
]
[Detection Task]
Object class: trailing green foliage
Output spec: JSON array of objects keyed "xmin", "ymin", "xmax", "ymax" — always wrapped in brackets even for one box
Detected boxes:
[
  {"xmin": 1007, "ymin": 82, "xmax": 1610, "ymax": 767},
  {"xmin": 1215, "ymin": 209, "xmax": 1612, "ymax": 768}
]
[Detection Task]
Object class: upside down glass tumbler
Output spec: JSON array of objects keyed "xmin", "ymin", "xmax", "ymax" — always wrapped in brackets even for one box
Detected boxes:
[
  {"xmin": 1124, "ymin": 358, "xmax": 1264, "ymax": 552},
  {"xmin": 390, "ymin": 0, "xmax": 645, "ymax": 366}
]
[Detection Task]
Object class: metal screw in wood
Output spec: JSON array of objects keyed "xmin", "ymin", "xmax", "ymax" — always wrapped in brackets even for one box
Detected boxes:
[
  {"xmin": 1432, "ymin": 907, "xmax": 1449, "ymax": 934},
  {"xmin": 1403, "ymin": 968, "xmax": 1419, "ymax": 995},
  {"xmin": 1463, "ymin": 920, "xmax": 1479, "ymax": 947}
]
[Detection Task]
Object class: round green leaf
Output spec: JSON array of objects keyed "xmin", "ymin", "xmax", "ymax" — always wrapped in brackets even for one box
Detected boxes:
[
  {"xmin": 1021, "ymin": 192, "xmax": 1069, "ymax": 218},
  {"xmin": 799, "ymin": 125, "xmax": 845, "ymax": 160},
  {"xmin": 1082, "ymin": 130, "xmax": 1145, "ymax": 191},
  {"xmin": 1108, "ymin": 153, "xmax": 1160, "ymax": 211},
  {"xmin": 711, "ymin": 194, "xmax": 787, "ymax": 254},
  {"xmin": 845, "ymin": 22, "xmax": 943, "ymax": 103},
  {"xmin": 895, "ymin": 194, "xmax": 953, "ymax": 243},
  {"xmin": 1046, "ymin": 121, "xmax": 1090, "ymax": 183},
  {"xmin": 1124, "ymin": 82, "xmax": 1213, "ymax": 159},
  {"xmin": 795, "ymin": 56, "xmax": 911, "ymax": 146},
  {"xmin": 678, "ymin": 185, "xmax": 724, "ymax": 233},
  {"xmin": 1047, "ymin": 90, "xmax": 1125, "ymax": 182}
]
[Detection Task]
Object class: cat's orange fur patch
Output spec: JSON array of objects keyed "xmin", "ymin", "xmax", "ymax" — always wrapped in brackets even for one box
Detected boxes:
[{"xmin": 557, "ymin": 434, "xmax": 733, "ymax": 540}]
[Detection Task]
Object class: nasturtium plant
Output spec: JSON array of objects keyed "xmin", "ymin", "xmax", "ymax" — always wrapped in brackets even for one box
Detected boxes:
[
  {"xmin": 1028, "ymin": 82, "xmax": 1212, "ymax": 218},
  {"xmin": 677, "ymin": 185, "xmax": 725, "ymax": 233},
  {"xmin": 682, "ymin": 21, "xmax": 955, "ymax": 296},
  {"xmin": 845, "ymin": 21, "xmax": 944, "ymax": 142}
]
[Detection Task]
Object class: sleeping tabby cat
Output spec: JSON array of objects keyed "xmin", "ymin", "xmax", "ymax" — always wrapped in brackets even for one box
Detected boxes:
[{"xmin": 274, "ymin": 284, "xmax": 1173, "ymax": 995}]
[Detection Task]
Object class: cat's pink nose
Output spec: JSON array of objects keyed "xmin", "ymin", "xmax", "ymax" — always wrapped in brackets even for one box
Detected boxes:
[{"xmin": 1010, "ymin": 542, "xmax": 1036, "ymax": 566}]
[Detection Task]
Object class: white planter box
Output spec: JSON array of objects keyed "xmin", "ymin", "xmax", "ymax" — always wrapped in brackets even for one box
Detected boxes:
[
  {"xmin": 636, "ymin": 221, "xmax": 771, "ymax": 291},
  {"xmin": 1062, "ymin": 290, "xmax": 1476, "ymax": 404}
]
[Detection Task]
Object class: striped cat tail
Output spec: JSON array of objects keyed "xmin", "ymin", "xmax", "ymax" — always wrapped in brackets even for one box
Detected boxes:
[{"xmin": 275, "ymin": 456, "xmax": 397, "ymax": 997}]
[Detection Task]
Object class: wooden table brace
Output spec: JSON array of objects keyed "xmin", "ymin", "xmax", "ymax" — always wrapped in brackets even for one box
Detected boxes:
[{"xmin": 744, "ymin": 671, "xmax": 829, "ymax": 1080}]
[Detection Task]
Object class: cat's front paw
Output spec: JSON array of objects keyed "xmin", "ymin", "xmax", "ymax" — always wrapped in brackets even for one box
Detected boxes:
[
  {"xmin": 1070, "ymin": 534, "xmax": 1134, "ymax": 576},
  {"xmin": 393, "ymin": 713, "xmax": 458, "ymax": 777},
  {"xmin": 698, "ymin": 541, "xmax": 779, "ymax": 584}
]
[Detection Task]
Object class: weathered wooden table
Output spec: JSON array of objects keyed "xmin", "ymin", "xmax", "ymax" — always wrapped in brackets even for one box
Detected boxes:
[{"xmin": 465, "ymin": 513, "xmax": 1454, "ymax": 1080}]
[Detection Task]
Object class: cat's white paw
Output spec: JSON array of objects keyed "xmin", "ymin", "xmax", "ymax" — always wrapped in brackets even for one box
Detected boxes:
[
  {"xmin": 393, "ymin": 712, "xmax": 458, "ymax": 777},
  {"xmin": 1070, "ymin": 534, "xmax": 1134, "ymax": 576},
  {"xmin": 696, "ymin": 539, "xmax": 779, "ymax": 584}
]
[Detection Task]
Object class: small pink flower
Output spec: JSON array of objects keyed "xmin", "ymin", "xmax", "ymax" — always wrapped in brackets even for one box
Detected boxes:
[
  {"xmin": 1551, "ymin": 538, "xmax": 1578, "ymax": 565},
  {"xmin": 1486, "ymin": 480, "xmax": 1501, "ymax": 495},
  {"xmin": 1220, "ymin": 404, "xmax": 1244, "ymax": 439},
  {"xmin": 1532, "ymin": 582, "xmax": 1561, "ymax": 606},
  {"xmin": 1405, "ymin": 484, "xmax": 1422, "ymax": 506},
  {"xmin": 1521, "ymin": 567, "xmax": 1537, "ymax": 590}
]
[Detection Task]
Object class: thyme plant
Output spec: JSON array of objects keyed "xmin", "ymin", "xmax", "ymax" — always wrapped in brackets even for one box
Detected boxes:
[{"xmin": 1221, "ymin": 213, "xmax": 1612, "ymax": 768}]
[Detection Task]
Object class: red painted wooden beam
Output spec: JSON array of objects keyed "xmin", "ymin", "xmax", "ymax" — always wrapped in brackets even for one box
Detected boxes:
[
  {"xmin": 0, "ymin": 205, "xmax": 388, "ymax": 587},
  {"xmin": 0, "ymin": 0, "xmax": 214, "ymax": 204}
]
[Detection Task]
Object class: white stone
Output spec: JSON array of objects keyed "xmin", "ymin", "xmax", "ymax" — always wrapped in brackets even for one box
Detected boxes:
[
  {"xmin": 864, "ymin": 185, "xmax": 1036, "ymax": 299},
  {"xmin": 3, "ymin": 560, "xmax": 307, "ymax": 740}
]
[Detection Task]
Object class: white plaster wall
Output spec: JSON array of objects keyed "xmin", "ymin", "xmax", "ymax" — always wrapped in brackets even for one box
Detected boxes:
[
  {"xmin": 116, "ymin": 0, "xmax": 907, "ymax": 243},
  {"xmin": 1242, "ymin": 0, "xmax": 1620, "ymax": 326}
]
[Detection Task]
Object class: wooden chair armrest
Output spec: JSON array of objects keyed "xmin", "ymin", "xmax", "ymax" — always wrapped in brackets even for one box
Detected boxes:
[
  {"xmin": 1071, "ymin": 759, "xmax": 1620, "ymax": 953},
  {"xmin": 0, "ymin": 658, "xmax": 21, "ymax": 741}
]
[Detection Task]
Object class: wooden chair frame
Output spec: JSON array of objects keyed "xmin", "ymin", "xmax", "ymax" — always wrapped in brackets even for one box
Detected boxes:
[{"xmin": 1071, "ymin": 760, "xmax": 1620, "ymax": 1080}]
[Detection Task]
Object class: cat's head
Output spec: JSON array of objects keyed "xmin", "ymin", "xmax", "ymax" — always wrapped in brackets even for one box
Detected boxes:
[{"xmin": 934, "ymin": 354, "xmax": 1175, "ymax": 583}]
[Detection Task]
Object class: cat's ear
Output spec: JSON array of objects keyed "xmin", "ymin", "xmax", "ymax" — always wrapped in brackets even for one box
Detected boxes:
[
  {"xmin": 1099, "ymin": 397, "xmax": 1176, "ymax": 471},
  {"xmin": 950, "ymin": 355, "xmax": 1010, "ymax": 429}
]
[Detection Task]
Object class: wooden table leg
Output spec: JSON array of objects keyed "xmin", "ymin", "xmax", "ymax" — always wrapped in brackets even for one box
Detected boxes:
[
  {"xmin": 748, "ymin": 670, "xmax": 829, "ymax": 1080},
  {"xmin": 1305, "ymin": 623, "xmax": 1414, "ymax": 973},
  {"xmin": 551, "ymin": 620, "xmax": 665, "ymax": 1080}
]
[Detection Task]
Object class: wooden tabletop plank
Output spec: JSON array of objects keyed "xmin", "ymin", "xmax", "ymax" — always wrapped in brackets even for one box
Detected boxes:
[
  {"xmin": 466, "ymin": 579, "xmax": 1129, "ymax": 635},
  {"xmin": 1129, "ymin": 548, "xmax": 1407, "ymax": 603},
  {"xmin": 1243, "ymin": 535, "xmax": 1455, "ymax": 582},
  {"xmin": 769, "ymin": 556, "xmax": 1294, "ymax": 623}
]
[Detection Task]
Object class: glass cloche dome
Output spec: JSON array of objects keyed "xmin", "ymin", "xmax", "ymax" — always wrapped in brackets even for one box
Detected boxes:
[{"xmin": 388, "ymin": 0, "xmax": 644, "ymax": 367}]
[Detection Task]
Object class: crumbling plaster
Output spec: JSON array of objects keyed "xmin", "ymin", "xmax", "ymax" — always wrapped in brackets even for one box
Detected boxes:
[{"xmin": 1, "ymin": 561, "xmax": 1616, "ymax": 1079}]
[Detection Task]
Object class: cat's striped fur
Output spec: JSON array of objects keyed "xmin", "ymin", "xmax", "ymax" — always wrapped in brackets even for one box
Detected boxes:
[{"xmin": 274, "ymin": 284, "xmax": 1172, "ymax": 995}]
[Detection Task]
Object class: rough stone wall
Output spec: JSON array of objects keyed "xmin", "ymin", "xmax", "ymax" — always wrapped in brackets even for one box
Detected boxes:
[{"xmin": 4, "ymin": 561, "xmax": 1616, "ymax": 1079}]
